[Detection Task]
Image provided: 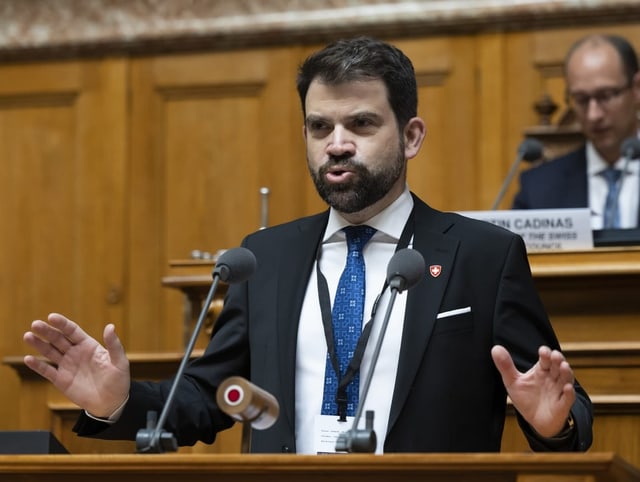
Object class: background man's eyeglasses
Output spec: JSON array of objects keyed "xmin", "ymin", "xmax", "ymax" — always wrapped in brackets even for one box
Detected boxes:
[{"xmin": 566, "ymin": 84, "xmax": 631, "ymax": 111}]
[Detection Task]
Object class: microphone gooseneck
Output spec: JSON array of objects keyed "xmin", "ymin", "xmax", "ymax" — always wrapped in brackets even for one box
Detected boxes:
[
  {"xmin": 621, "ymin": 137, "xmax": 640, "ymax": 161},
  {"xmin": 491, "ymin": 138, "xmax": 544, "ymax": 210},
  {"xmin": 335, "ymin": 248, "xmax": 426, "ymax": 453},
  {"xmin": 136, "ymin": 247, "xmax": 257, "ymax": 453},
  {"xmin": 604, "ymin": 136, "xmax": 640, "ymax": 230}
]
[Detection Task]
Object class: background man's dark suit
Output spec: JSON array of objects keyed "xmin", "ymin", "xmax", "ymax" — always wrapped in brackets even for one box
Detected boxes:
[
  {"xmin": 513, "ymin": 147, "xmax": 589, "ymax": 210},
  {"xmin": 513, "ymin": 146, "xmax": 640, "ymax": 227},
  {"xmin": 73, "ymin": 194, "xmax": 593, "ymax": 453}
]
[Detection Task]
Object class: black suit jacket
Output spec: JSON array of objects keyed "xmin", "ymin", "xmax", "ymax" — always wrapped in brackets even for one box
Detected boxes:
[
  {"xmin": 74, "ymin": 194, "xmax": 593, "ymax": 453},
  {"xmin": 512, "ymin": 147, "xmax": 589, "ymax": 210}
]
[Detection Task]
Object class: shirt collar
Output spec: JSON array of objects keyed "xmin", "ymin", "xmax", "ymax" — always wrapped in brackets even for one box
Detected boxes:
[
  {"xmin": 586, "ymin": 133, "xmax": 640, "ymax": 176},
  {"xmin": 323, "ymin": 186, "xmax": 414, "ymax": 243}
]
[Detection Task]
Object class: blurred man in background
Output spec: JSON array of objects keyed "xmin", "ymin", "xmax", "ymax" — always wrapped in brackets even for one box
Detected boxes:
[{"xmin": 513, "ymin": 34, "xmax": 640, "ymax": 229}]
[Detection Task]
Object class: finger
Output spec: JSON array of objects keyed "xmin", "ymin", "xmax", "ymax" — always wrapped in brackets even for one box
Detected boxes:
[
  {"xmin": 47, "ymin": 313, "xmax": 92, "ymax": 346},
  {"xmin": 562, "ymin": 383, "xmax": 576, "ymax": 405},
  {"xmin": 24, "ymin": 330, "xmax": 64, "ymax": 365},
  {"xmin": 29, "ymin": 320, "xmax": 74, "ymax": 357},
  {"xmin": 491, "ymin": 345, "xmax": 519, "ymax": 387},
  {"xmin": 537, "ymin": 345, "xmax": 552, "ymax": 371},
  {"xmin": 103, "ymin": 324, "xmax": 129, "ymax": 371},
  {"xmin": 23, "ymin": 354, "xmax": 59, "ymax": 384},
  {"xmin": 557, "ymin": 359, "xmax": 575, "ymax": 385},
  {"xmin": 546, "ymin": 350, "xmax": 566, "ymax": 380}
]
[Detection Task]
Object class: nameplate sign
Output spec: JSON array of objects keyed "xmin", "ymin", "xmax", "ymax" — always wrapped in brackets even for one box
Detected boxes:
[{"xmin": 457, "ymin": 208, "xmax": 593, "ymax": 251}]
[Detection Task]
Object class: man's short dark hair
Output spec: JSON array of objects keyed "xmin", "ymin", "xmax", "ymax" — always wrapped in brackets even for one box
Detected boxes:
[{"xmin": 296, "ymin": 37, "xmax": 418, "ymax": 130}]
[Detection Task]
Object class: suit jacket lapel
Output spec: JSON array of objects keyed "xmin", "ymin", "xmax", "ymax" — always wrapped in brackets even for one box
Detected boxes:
[
  {"xmin": 275, "ymin": 212, "xmax": 329, "ymax": 432},
  {"xmin": 387, "ymin": 198, "xmax": 459, "ymax": 434}
]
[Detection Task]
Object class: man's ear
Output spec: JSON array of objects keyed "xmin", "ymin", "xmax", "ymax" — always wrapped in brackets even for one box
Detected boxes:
[{"xmin": 404, "ymin": 117, "xmax": 427, "ymax": 160}]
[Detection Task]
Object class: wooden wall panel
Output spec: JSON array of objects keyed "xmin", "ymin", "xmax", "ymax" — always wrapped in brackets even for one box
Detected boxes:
[
  {"xmin": 127, "ymin": 48, "xmax": 304, "ymax": 352},
  {"xmin": 0, "ymin": 59, "xmax": 127, "ymax": 427},
  {"xmin": 393, "ymin": 36, "xmax": 478, "ymax": 212}
]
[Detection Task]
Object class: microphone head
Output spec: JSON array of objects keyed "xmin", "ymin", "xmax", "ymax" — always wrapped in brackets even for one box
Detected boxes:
[
  {"xmin": 386, "ymin": 248, "xmax": 426, "ymax": 293},
  {"xmin": 517, "ymin": 138, "xmax": 544, "ymax": 162},
  {"xmin": 216, "ymin": 376, "xmax": 279, "ymax": 430},
  {"xmin": 213, "ymin": 247, "xmax": 257, "ymax": 283},
  {"xmin": 621, "ymin": 137, "xmax": 640, "ymax": 160}
]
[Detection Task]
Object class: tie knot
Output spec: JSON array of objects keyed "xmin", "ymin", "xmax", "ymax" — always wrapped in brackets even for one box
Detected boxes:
[
  {"xmin": 601, "ymin": 167, "xmax": 622, "ymax": 185},
  {"xmin": 343, "ymin": 225, "xmax": 376, "ymax": 253}
]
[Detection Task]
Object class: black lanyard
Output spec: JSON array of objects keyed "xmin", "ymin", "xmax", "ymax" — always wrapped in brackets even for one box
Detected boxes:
[{"xmin": 315, "ymin": 208, "xmax": 415, "ymax": 420}]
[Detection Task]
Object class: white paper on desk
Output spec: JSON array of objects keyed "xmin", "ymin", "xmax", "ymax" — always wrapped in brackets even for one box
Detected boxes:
[{"xmin": 456, "ymin": 208, "xmax": 593, "ymax": 251}]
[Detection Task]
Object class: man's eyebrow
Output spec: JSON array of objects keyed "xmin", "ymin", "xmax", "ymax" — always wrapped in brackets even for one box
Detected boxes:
[
  {"xmin": 308, "ymin": 111, "xmax": 381, "ymax": 121},
  {"xmin": 349, "ymin": 111, "xmax": 383, "ymax": 121},
  {"xmin": 305, "ymin": 114, "xmax": 326, "ymax": 123}
]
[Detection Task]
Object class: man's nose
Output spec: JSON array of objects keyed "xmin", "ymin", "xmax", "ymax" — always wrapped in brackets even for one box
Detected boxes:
[
  {"xmin": 585, "ymin": 98, "xmax": 605, "ymax": 121},
  {"xmin": 326, "ymin": 126, "xmax": 355, "ymax": 155}
]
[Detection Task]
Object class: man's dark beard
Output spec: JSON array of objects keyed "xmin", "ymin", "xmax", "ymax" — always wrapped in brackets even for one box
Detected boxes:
[{"xmin": 309, "ymin": 150, "xmax": 405, "ymax": 214}]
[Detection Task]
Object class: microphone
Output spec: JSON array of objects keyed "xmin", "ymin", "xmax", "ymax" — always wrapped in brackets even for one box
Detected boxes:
[
  {"xmin": 216, "ymin": 376, "xmax": 280, "ymax": 453},
  {"xmin": 217, "ymin": 376, "xmax": 279, "ymax": 429},
  {"xmin": 335, "ymin": 248, "xmax": 426, "ymax": 453},
  {"xmin": 621, "ymin": 137, "xmax": 640, "ymax": 161},
  {"xmin": 603, "ymin": 137, "xmax": 640, "ymax": 229},
  {"xmin": 491, "ymin": 138, "xmax": 544, "ymax": 210},
  {"xmin": 135, "ymin": 247, "xmax": 257, "ymax": 453}
]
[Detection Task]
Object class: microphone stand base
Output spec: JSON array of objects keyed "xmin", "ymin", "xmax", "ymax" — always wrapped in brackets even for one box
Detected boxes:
[
  {"xmin": 335, "ymin": 429, "xmax": 377, "ymax": 453},
  {"xmin": 135, "ymin": 411, "xmax": 178, "ymax": 453},
  {"xmin": 334, "ymin": 410, "xmax": 377, "ymax": 453}
]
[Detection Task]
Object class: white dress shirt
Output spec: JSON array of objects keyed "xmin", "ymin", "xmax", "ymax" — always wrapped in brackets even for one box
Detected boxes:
[
  {"xmin": 295, "ymin": 187, "xmax": 414, "ymax": 454},
  {"xmin": 587, "ymin": 140, "xmax": 640, "ymax": 229}
]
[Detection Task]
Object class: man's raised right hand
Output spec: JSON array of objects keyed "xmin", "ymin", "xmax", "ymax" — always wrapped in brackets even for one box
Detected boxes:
[{"xmin": 23, "ymin": 313, "xmax": 130, "ymax": 419}]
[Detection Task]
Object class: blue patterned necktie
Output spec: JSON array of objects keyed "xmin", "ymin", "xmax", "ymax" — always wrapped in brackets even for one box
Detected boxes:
[
  {"xmin": 601, "ymin": 167, "xmax": 622, "ymax": 229},
  {"xmin": 321, "ymin": 225, "xmax": 376, "ymax": 418}
]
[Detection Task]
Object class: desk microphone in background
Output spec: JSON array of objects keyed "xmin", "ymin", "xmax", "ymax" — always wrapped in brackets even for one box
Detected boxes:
[
  {"xmin": 619, "ymin": 137, "xmax": 640, "ymax": 195},
  {"xmin": 136, "ymin": 247, "xmax": 257, "ymax": 453},
  {"xmin": 491, "ymin": 138, "xmax": 544, "ymax": 210},
  {"xmin": 621, "ymin": 137, "xmax": 640, "ymax": 164},
  {"xmin": 606, "ymin": 137, "xmax": 640, "ymax": 229},
  {"xmin": 335, "ymin": 248, "xmax": 426, "ymax": 453}
]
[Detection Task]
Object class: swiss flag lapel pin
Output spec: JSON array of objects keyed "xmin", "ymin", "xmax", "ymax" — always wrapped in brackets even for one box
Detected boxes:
[{"xmin": 429, "ymin": 265, "xmax": 442, "ymax": 278}]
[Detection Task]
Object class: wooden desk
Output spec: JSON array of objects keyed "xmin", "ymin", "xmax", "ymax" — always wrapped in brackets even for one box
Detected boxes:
[
  {"xmin": 5, "ymin": 342, "xmax": 640, "ymax": 464},
  {"xmin": 5, "ymin": 248, "xmax": 640, "ymax": 461},
  {"xmin": 527, "ymin": 246, "xmax": 640, "ymax": 343},
  {"xmin": 0, "ymin": 452, "xmax": 637, "ymax": 482}
]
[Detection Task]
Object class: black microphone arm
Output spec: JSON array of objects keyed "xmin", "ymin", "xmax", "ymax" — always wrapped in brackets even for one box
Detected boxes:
[
  {"xmin": 604, "ymin": 137, "xmax": 640, "ymax": 229},
  {"xmin": 621, "ymin": 137, "xmax": 640, "ymax": 161},
  {"xmin": 135, "ymin": 247, "xmax": 257, "ymax": 453},
  {"xmin": 335, "ymin": 248, "xmax": 426, "ymax": 453},
  {"xmin": 491, "ymin": 138, "xmax": 544, "ymax": 210}
]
